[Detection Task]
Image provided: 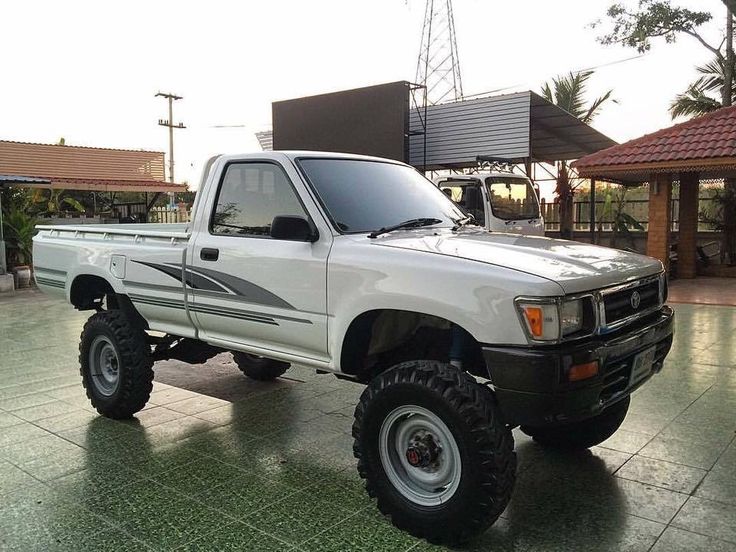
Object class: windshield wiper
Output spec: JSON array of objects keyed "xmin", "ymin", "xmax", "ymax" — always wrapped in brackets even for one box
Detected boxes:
[
  {"xmin": 368, "ymin": 218, "xmax": 442, "ymax": 239},
  {"xmin": 451, "ymin": 215, "xmax": 475, "ymax": 231}
]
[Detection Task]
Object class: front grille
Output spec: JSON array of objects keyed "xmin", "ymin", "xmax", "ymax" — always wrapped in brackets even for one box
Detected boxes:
[
  {"xmin": 603, "ymin": 280, "xmax": 659, "ymax": 326},
  {"xmin": 600, "ymin": 360, "xmax": 631, "ymax": 402},
  {"xmin": 599, "ymin": 335, "xmax": 672, "ymax": 404}
]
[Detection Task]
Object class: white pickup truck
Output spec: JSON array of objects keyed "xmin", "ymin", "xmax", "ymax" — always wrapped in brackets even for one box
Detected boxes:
[
  {"xmin": 33, "ymin": 151, "xmax": 674, "ymax": 545},
  {"xmin": 434, "ymin": 172, "xmax": 545, "ymax": 236}
]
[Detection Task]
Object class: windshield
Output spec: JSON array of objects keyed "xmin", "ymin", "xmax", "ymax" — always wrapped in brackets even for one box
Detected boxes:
[
  {"xmin": 485, "ymin": 177, "xmax": 540, "ymax": 220},
  {"xmin": 298, "ymin": 158, "xmax": 466, "ymax": 233}
]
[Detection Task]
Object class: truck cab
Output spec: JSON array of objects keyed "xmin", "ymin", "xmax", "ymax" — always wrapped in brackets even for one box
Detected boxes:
[{"xmin": 434, "ymin": 172, "xmax": 544, "ymax": 236}]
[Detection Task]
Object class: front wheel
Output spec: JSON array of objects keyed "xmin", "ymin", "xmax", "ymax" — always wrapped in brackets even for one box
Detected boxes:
[
  {"xmin": 79, "ymin": 310, "xmax": 154, "ymax": 419},
  {"xmin": 352, "ymin": 361, "xmax": 515, "ymax": 545},
  {"xmin": 232, "ymin": 352, "xmax": 289, "ymax": 381},
  {"xmin": 521, "ymin": 396, "xmax": 631, "ymax": 450}
]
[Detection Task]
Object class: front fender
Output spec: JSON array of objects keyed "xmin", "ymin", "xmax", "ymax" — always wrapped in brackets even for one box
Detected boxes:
[{"xmin": 327, "ymin": 239, "xmax": 563, "ymax": 366}]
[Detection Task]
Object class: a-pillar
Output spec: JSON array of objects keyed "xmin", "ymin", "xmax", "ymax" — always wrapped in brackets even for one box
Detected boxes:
[
  {"xmin": 678, "ymin": 172, "xmax": 700, "ymax": 278},
  {"xmin": 646, "ymin": 173, "xmax": 673, "ymax": 268}
]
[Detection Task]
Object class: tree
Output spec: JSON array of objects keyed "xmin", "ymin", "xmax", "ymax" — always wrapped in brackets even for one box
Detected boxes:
[
  {"xmin": 670, "ymin": 56, "xmax": 736, "ymax": 118},
  {"xmin": 541, "ymin": 71, "xmax": 615, "ymax": 238},
  {"xmin": 594, "ymin": 1, "xmax": 733, "ymax": 107}
]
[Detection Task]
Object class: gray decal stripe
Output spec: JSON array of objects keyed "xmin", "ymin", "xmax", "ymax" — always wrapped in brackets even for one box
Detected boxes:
[
  {"xmin": 126, "ymin": 284, "xmax": 313, "ymax": 324},
  {"xmin": 124, "ymin": 281, "xmax": 184, "ymax": 294},
  {"xmin": 132, "ymin": 259, "xmax": 296, "ymax": 311},
  {"xmin": 34, "ymin": 266, "xmax": 67, "ymax": 276},
  {"xmin": 190, "ymin": 307, "xmax": 279, "ymax": 326},
  {"xmin": 129, "ymin": 295, "xmax": 281, "ymax": 326},
  {"xmin": 180, "ymin": 265, "xmax": 295, "ymax": 310},
  {"xmin": 132, "ymin": 260, "xmax": 228, "ymax": 294},
  {"xmin": 36, "ymin": 277, "xmax": 65, "ymax": 288}
]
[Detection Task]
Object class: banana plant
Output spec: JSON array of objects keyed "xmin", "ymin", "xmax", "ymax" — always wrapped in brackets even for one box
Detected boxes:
[
  {"xmin": 2, "ymin": 207, "xmax": 37, "ymax": 266},
  {"xmin": 32, "ymin": 188, "xmax": 85, "ymax": 216}
]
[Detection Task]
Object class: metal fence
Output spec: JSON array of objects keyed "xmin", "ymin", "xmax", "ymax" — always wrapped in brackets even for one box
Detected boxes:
[
  {"xmin": 149, "ymin": 206, "xmax": 190, "ymax": 224},
  {"xmin": 541, "ymin": 198, "xmax": 718, "ymax": 232},
  {"xmin": 109, "ymin": 203, "xmax": 190, "ymax": 224}
]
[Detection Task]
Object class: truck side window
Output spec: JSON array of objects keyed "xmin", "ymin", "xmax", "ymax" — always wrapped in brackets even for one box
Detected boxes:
[{"xmin": 211, "ymin": 162, "xmax": 307, "ymax": 236}]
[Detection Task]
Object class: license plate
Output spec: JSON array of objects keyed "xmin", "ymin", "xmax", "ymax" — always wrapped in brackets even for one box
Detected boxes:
[{"xmin": 630, "ymin": 346, "xmax": 656, "ymax": 386}]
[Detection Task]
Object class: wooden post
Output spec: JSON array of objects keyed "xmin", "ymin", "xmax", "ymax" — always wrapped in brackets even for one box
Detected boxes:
[
  {"xmin": 678, "ymin": 172, "xmax": 700, "ymax": 278},
  {"xmin": 589, "ymin": 178, "xmax": 596, "ymax": 244}
]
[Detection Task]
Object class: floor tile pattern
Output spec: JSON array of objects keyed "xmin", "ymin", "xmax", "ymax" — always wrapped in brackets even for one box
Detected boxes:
[{"xmin": 1, "ymin": 290, "xmax": 735, "ymax": 551}]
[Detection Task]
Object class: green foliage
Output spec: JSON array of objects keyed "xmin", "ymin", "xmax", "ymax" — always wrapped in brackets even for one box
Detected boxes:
[
  {"xmin": 541, "ymin": 71, "xmax": 615, "ymax": 124},
  {"xmin": 2, "ymin": 207, "xmax": 37, "ymax": 266},
  {"xmin": 670, "ymin": 56, "xmax": 736, "ymax": 118},
  {"xmin": 31, "ymin": 188, "xmax": 86, "ymax": 216},
  {"xmin": 594, "ymin": 1, "xmax": 713, "ymax": 54},
  {"xmin": 598, "ymin": 187, "xmax": 645, "ymax": 250}
]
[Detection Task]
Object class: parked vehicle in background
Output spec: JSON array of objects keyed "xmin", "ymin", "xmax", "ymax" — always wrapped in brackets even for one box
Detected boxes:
[
  {"xmin": 33, "ymin": 152, "xmax": 673, "ymax": 544},
  {"xmin": 435, "ymin": 172, "xmax": 545, "ymax": 235}
]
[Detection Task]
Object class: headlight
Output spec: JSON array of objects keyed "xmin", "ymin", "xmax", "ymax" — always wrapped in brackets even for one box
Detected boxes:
[
  {"xmin": 516, "ymin": 297, "xmax": 591, "ymax": 342},
  {"xmin": 560, "ymin": 299, "xmax": 583, "ymax": 336}
]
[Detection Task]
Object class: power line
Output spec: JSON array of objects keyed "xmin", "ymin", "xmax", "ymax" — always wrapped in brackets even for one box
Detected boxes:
[{"xmin": 462, "ymin": 54, "xmax": 646, "ymax": 100}]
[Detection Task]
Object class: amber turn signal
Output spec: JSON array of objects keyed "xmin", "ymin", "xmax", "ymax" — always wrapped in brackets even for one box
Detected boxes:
[
  {"xmin": 568, "ymin": 360, "xmax": 599, "ymax": 382},
  {"xmin": 521, "ymin": 306, "xmax": 544, "ymax": 337}
]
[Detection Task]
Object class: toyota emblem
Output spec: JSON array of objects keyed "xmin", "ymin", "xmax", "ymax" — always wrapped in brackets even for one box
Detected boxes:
[{"xmin": 630, "ymin": 291, "xmax": 641, "ymax": 309}]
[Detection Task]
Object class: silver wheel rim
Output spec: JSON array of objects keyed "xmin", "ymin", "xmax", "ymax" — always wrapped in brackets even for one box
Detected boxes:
[
  {"xmin": 378, "ymin": 404, "xmax": 462, "ymax": 506},
  {"xmin": 89, "ymin": 335, "xmax": 120, "ymax": 396}
]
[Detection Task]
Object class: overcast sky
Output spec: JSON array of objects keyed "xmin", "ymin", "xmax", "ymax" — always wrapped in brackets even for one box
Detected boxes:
[{"xmin": 0, "ymin": 0, "xmax": 729, "ymax": 190}]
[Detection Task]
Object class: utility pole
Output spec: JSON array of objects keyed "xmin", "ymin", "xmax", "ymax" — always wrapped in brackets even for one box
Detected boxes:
[{"xmin": 155, "ymin": 92, "xmax": 185, "ymax": 207}]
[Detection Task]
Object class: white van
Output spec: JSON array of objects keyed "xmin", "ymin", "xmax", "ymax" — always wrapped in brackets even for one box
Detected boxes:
[{"xmin": 434, "ymin": 172, "xmax": 544, "ymax": 236}]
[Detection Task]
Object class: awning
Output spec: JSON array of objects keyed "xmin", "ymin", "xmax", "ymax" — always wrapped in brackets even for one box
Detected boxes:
[{"xmin": 409, "ymin": 91, "xmax": 618, "ymax": 170}]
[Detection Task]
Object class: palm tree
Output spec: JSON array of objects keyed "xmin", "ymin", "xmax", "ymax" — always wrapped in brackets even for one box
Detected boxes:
[
  {"xmin": 670, "ymin": 57, "xmax": 736, "ymax": 119},
  {"xmin": 541, "ymin": 70, "xmax": 615, "ymax": 238}
]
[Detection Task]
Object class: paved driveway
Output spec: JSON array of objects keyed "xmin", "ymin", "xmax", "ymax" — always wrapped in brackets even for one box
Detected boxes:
[{"xmin": 1, "ymin": 290, "xmax": 735, "ymax": 551}]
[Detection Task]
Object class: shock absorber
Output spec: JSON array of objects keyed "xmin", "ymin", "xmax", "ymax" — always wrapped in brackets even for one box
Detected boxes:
[{"xmin": 449, "ymin": 324, "xmax": 472, "ymax": 369}]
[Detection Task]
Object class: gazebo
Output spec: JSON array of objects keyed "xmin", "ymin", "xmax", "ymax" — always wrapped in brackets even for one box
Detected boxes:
[{"xmin": 573, "ymin": 106, "xmax": 736, "ymax": 279}]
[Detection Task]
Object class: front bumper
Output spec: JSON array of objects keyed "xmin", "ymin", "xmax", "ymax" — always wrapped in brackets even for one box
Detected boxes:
[{"xmin": 483, "ymin": 306, "xmax": 674, "ymax": 427}]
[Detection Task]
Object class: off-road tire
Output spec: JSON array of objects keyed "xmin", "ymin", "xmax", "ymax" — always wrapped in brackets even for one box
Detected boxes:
[
  {"xmin": 521, "ymin": 396, "xmax": 631, "ymax": 450},
  {"xmin": 352, "ymin": 360, "xmax": 516, "ymax": 545},
  {"xmin": 232, "ymin": 352, "xmax": 289, "ymax": 381},
  {"xmin": 79, "ymin": 310, "xmax": 153, "ymax": 419}
]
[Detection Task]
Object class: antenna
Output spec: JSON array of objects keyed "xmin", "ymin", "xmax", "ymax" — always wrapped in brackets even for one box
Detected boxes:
[{"xmin": 415, "ymin": 0, "xmax": 463, "ymax": 104}]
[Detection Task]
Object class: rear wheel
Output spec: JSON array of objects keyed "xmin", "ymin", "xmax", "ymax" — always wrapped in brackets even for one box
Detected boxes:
[
  {"xmin": 521, "ymin": 396, "xmax": 631, "ymax": 450},
  {"xmin": 79, "ymin": 310, "xmax": 153, "ymax": 419},
  {"xmin": 232, "ymin": 352, "xmax": 289, "ymax": 381},
  {"xmin": 352, "ymin": 361, "xmax": 515, "ymax": 545}
]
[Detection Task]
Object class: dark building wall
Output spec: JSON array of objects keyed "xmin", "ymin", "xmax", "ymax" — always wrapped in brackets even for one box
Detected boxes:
[{"xmin": 272, "ymin": 81, "xmax": 410, "ymax": 162}]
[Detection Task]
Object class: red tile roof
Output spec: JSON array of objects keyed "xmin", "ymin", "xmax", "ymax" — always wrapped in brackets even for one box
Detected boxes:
[
  {"xmin": 0, "ymin": 140, "xmax": 186, "ymax": 192},
  {"xmin": 573, "ymin": 105, "xmax": 736, "ymax": 176}
]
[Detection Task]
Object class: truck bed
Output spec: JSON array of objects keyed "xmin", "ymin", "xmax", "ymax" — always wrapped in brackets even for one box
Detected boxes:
[{"xmin": 33, "ymin": 222, "xmax": 194, "ymax": 335}]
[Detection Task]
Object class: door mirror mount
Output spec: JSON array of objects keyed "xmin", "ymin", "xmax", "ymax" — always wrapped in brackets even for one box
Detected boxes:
[{"xmin": 270, "ymin": 215, "xmax": 318, "ymax": 242}]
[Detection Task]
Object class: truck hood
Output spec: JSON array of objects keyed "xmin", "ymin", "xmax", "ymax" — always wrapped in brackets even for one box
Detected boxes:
[{"xmin": 371, "ymin": 228, "xmax": 663, "ymax": 294}]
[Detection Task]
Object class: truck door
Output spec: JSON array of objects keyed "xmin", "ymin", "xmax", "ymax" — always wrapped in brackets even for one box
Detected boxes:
[{"xmin": 188, "ymin": 160, "xmax": 330, "ymax": 360}]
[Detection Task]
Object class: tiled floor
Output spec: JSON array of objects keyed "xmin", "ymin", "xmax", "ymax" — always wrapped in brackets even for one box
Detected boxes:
[
  {"xmin": 1, "ymin": 289, "xmax": 735, "ymax": 551},
  {"xmin": 669, "ymin": 277, "xmax": 736, "ymax": 307}
]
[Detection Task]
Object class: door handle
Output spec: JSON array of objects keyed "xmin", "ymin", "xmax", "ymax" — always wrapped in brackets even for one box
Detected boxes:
[{"xmin": 200, "ymin": 248, "xmax": 219, "ymax": 261}]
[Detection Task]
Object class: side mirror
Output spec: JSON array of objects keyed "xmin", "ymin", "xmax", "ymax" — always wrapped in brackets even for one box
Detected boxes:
[{"xmin": 270, "ymin": 215, "xmax": 318, "ymax": 242}]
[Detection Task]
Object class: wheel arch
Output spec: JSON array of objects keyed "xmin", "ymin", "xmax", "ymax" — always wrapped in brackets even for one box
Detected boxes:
[
  {"xmin": 69, "ymin": 273, "xmax": 148, "ymax": 329},
  {"xmin": 338, "ymin": 308, "xmax": 487, "ymax": 382}
]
